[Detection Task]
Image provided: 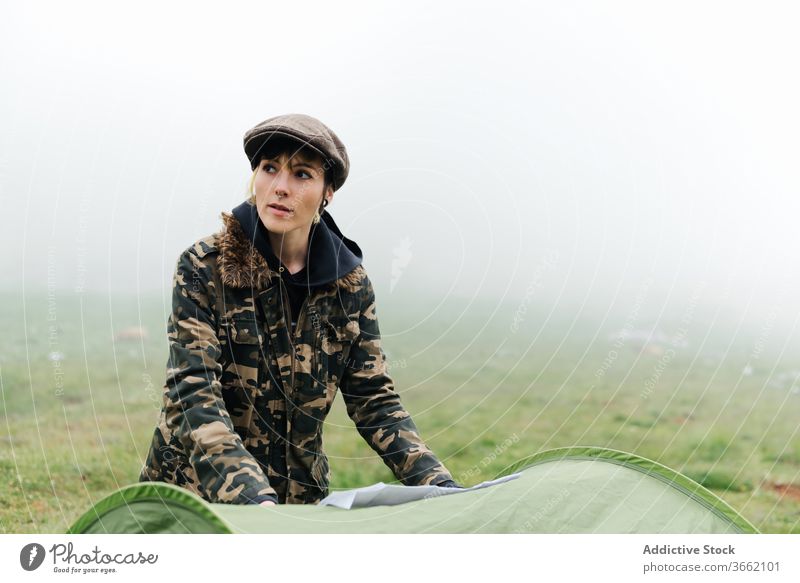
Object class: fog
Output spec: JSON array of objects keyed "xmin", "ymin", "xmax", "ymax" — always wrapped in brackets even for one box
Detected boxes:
[{"xmin": 3, "ymin": 1, "xmax": 799, "ymax": 332}]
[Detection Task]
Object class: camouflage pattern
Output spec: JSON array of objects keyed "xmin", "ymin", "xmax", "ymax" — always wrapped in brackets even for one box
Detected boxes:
[{"xmin": 139, "ymin": 212, "xmax": 454, "ymax": 505}]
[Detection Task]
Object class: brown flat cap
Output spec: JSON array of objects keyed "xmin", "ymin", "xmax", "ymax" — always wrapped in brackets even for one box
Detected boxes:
[{"xmin": 243, "ymin": 113, "xmax": 350, "ymax": 191}]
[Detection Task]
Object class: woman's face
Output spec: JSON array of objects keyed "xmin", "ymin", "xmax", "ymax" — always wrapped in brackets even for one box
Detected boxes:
[{"xmin": 253, "ymin": 151, "xmax": 333, "ymax": 235}]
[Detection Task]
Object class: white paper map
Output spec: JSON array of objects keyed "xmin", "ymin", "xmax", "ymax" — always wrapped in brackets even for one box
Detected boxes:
[{"xmin": 318, "ymin": 473, "xmax": 522, "ymax": 510}]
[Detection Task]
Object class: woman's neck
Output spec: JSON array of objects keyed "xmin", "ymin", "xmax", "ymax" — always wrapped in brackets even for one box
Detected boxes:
[{"xmin": 267, "ymin": 226, "xmax": 310, "ymax": 275}]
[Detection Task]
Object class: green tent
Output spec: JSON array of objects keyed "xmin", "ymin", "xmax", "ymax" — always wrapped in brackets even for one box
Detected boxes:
[{"xmin": 68, "ymin": 447, "xmax": 757, "ymax": 534}]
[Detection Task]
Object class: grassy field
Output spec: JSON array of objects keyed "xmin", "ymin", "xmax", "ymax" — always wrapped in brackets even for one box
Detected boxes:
[{"xmin": 1, "ymin": 290, "xmax": 798, "ymax": 533}]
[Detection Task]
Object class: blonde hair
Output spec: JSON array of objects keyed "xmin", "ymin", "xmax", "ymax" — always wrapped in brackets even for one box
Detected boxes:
[{"xmin": 247, "ymin": 167, "xmax": 258, "ymax": 204}]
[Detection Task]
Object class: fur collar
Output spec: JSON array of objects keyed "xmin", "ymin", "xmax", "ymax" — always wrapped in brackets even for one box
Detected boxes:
[{"xmin": 217, "ymin": 211, "xmax": 363, "ymax": 291}]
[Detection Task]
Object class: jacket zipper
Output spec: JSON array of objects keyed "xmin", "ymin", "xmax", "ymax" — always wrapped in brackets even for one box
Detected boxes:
[
  {"xmin": 281, "ymin": 279, "xmax": 309, "ymax": 393},
  {"xmin": 279, "ymin": 277, "xmax": 321, "ymax": 497}
]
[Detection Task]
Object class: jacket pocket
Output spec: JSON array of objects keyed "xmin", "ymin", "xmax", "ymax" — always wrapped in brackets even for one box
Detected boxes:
[
  {"xmin": 224, "ymin": 314, "xmax": 262, "ymax": 345},
  {"xmin": 219, "ymin": 315, "xmax": 262, "ymax": 433},
  {"xmin": 220, "ymin": 315, "xmax": 262, "ymax": 374}
]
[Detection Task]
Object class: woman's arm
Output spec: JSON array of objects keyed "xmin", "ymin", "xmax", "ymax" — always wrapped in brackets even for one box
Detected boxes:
[
  {"xmin": 339, "ymin": 271, "xmax": 455, "ymax": 487},
  {"xmin": 163, "ymin": 247, "xmax": 278, "ymax": 504}
]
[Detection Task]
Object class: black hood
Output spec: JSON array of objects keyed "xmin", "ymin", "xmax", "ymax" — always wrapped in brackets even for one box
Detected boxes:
[{"xmin": 231, "ymin": 200, "xmax": 363, "ymax": 288}]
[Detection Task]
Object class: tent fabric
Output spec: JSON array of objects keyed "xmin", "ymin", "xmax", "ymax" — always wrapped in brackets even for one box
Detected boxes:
[{"xmin": 67, "ymin": 447, "xmax": 758, "ymax": 534}]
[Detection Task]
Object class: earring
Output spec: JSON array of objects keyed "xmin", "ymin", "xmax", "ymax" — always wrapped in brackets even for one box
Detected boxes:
[{"xmin": 313, "ymin": 199, "xmax": 328, "ymax": 224}]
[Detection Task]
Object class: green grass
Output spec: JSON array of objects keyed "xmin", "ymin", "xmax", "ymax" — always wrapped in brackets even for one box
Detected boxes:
[{"xmin": 1, "ymin": 290, "xmax": 799, "ymax": 533}]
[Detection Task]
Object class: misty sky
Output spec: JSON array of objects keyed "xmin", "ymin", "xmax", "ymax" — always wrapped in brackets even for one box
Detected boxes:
[{"xmin": 2, "ymin": 1, "xmax": 799, "ymax": 329}]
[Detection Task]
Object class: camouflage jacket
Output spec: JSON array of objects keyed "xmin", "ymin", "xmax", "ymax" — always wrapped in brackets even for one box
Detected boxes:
[{"xmin": 139, "ymin": 208, "xmax": 454, "ymax": 505}]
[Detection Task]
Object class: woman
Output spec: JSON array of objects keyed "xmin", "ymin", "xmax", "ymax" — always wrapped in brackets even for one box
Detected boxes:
[{"xmin": 139, "ymin": 113, "xmax": 460, "ymax": 505}]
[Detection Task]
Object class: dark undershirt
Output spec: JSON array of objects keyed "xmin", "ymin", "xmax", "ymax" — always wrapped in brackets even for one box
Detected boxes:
[{"xmin": 282, "ymin": 268, "xmax": 310, "ymax": 334}]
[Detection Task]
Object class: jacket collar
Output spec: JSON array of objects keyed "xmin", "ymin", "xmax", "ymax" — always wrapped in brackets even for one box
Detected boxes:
[{"xmin": 219, "ymin": 201, "xmax": 364, "ymax": 291}]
